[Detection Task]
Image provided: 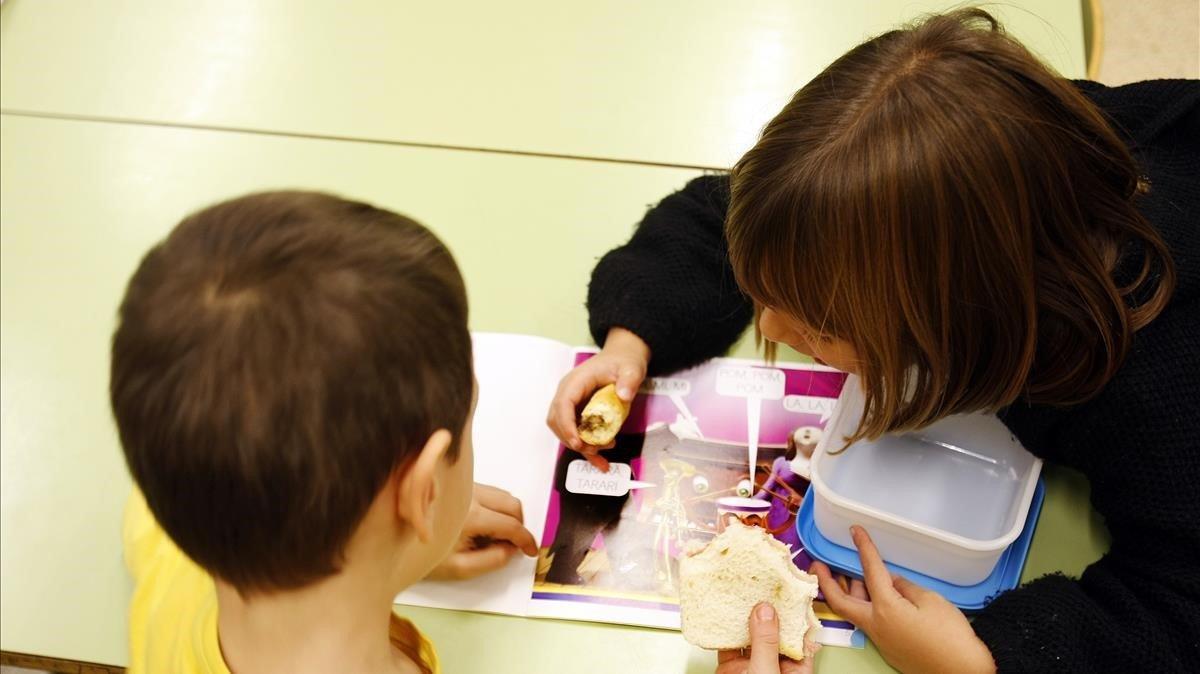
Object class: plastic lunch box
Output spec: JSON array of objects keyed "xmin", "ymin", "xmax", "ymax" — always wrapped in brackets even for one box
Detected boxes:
[
  {"xmin": 806, "ymin": 375, "xmax": 1043, "ymax": 586},
  {"xmin": 796, "ymin": 478, "xmax": 1045, "ymax": 610}
]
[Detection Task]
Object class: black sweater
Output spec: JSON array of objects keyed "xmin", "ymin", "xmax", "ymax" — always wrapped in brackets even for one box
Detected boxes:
[{"xmin": 586, "ymin": 80, "xmax": 1200, "ymax": 673}]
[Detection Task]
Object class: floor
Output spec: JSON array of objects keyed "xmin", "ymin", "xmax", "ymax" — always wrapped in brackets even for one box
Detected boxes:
[{"xmin": 1096, "ymin": 0, "xmax": 1199, "ymax": 84}]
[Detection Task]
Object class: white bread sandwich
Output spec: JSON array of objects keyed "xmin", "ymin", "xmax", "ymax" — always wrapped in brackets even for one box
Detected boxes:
[
  {"xmin": 679, "ymin": 521, "xmax": 820, "ymax": 660},
  {"xmin": 577, "ymin": 383, "xmax": 631, "ymax": 446}
]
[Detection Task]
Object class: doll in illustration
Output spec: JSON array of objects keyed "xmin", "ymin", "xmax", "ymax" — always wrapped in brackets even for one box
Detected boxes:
[{"xmin": 755, "ymin": 426, "xmax": 823, "ymax": 558}]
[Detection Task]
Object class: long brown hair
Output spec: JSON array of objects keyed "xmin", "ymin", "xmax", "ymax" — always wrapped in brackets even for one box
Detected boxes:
[{"xmin": 728, "ymin": 8, "xmax": 1174, "ymax": 444}]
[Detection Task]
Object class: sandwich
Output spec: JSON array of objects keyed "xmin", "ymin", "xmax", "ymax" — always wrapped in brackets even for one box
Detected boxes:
[{"xmin": 679, "ymin": 521, "xmax": 820, "ymax": 660}]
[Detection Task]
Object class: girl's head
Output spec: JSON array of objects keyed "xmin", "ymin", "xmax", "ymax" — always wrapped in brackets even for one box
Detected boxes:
[{"xmin": 727, "ymin": 9, "xmax": 1174, "ymax": 444}]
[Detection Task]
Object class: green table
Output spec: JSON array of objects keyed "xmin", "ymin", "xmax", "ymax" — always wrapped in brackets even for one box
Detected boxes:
[
  {"xmin": 1, "ymin": 2, "xmax": 1098, "ymax": 672},
  {"xmin": 1, "ymin": 0, "xmax": 1085, "ymax": 169}
]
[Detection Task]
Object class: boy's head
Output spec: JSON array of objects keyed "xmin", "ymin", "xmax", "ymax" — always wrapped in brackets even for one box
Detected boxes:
[{"xmin": 111, "ymin": 191, "xmax": 475, "ymax": 594}]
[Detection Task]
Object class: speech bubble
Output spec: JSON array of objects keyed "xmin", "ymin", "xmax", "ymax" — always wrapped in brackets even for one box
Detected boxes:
[
  {"xmin": 564, "ymin": 460, "xmax": 655, "ymax": 497},
  {"xmin": 715, "ymin": 366, "xmax": 786, "ymax": 401},
  {"xmin": 716, "ymin": 366, "xmax": 785, "ymax": 486},
  {"xmin": 783, "ymin": 395, "xmax": 836, "ymax": 423},
  {"xmin": 640, "ymin": 377, "xmax": 703, "ymax": 438},
  {"xmin": 639, "ymin": 377, "xmax": 692, "ymax": 397}
]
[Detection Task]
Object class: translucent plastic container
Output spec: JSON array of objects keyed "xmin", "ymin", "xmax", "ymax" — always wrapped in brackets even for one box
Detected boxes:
[{"xmin": 807, "ymin": 375, "xmax": 1042, "ymax": 585}]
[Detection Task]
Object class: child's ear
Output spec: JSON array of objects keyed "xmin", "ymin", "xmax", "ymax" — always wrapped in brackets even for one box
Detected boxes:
[{"xmin": 395, "ymin": 429, "xmax": 454, "ymax": 543}]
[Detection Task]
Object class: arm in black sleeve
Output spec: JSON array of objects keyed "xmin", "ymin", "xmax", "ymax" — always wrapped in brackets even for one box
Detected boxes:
[
  {"xmin": 586, "ymin": 174, "xmax": 753, "ymax": 375},
  {"xmin": 973, "ymin": 548, "xmax": 1200, "ymax": 673},
  {"xmin": 979, "ymin": 298, "xmax": 1200, "ymax": 673}
]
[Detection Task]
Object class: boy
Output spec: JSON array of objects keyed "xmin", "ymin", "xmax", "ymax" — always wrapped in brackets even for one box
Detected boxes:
[{"xmin": 112, "ymin": 191, "xmax": 536, "ymax": 673}]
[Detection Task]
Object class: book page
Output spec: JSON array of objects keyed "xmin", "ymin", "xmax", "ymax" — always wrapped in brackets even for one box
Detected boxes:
[
  {"xmin": 529, "ymin": 353, "xmax": 863, "ymax": 647},
  {"xmin": 395, "ymin": 332, "xmax": 572, "ymax": 616}
]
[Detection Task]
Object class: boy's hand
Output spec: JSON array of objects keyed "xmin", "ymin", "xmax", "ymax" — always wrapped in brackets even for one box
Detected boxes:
[
  {"xmin": 427, "ymin": 484, "xmax": 538, "ymax": 580},
  {"xmin": 810, "ymin": 527, "xmax": 996, "ymax": 674},
  {"xmin": 546, "ymin": 327, "xmax": 650, "ymax": 470},
  {"xmin": 716, "ymin": 603, "xmax": 817, "ymax": 674}
]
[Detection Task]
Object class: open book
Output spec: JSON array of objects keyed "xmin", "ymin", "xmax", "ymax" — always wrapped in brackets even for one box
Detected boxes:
[{"xmin": 396, "ymin": 333, "xmax": 864, "ymax": 648}]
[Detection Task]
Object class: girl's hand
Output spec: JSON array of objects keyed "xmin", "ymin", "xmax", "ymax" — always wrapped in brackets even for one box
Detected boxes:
[
  {"xmin": 546, "ymin": 327, "xmax": 649, "ymax": 470},
  {"xmin": 715, "ymin": 603, "xmax": 817, "ymax": 674},
  {"xmin": 810, "ymin": 527, "xmax": 996, "ymax": 674}
]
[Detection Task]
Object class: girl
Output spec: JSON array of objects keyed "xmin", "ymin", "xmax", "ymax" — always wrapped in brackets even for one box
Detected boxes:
[{"xmin": 547, "ymin": 9, "xmax": 1198, "ymax": 673}]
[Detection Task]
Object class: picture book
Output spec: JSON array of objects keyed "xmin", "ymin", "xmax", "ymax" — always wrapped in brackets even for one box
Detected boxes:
[{"xmin": 395, "ymin": 332, "xmax": 865, "ymax": 649}]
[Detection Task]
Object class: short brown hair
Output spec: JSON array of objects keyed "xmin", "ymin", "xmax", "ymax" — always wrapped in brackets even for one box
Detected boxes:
[
  {"xmin": 111, "ymin": 191, "xmax": 473, "ymax": 593},
  {"xmin": 727, "ymin": 9, "xmax": 1174, "ymax": 445}
]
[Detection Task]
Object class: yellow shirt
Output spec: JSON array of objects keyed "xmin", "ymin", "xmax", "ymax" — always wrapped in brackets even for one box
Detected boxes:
[{"xmin": 123, "ymin": 491, "xmax": 440, "ymax": 674}]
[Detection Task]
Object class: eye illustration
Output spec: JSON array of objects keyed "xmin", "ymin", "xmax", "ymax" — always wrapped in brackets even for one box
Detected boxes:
[
  {"xmin": 691, "ymin": 475, "xmax": 709, "ymax": 494},
  {"xmin": 736, "ymin": 478, "xmax": 753, "ymax": 498}
]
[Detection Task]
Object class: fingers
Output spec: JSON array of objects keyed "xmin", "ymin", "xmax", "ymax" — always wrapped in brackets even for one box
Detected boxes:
[
  {"xmin": 548, "ymin": 363, "xmax": 616, "ymax": 452},
  {"xmin": 849, "ymin": 578, "xmax": 869, "ymax": 601},
  {"xmin": 579, "ymin": 447, "xmax": 611, "ymax": 472},
  {"xmin": 717, "ymin": 614, "xmax": 814, "ymax": 674},
  {"xmin": 748, "ymin": 603, "xmax": 782, "ymax": 674},
  {"xmin": 614, "ymin": 363, "xmax": 645, "ymax": 402},
  {"xmin": 473, "ymin": 506, "xmax": 538, "ymax": 557},
  {"xmin": 782, "ymin": 658, "xmax": 813, "ymax": 674},
  {"xmin": 474, "ymin": 484, "xmax": 524, "ymax": 524},
  {"xmin": 469, "ymin": 485, "xmax": 537, "ymax": 555},
  {"xmin": 548, "ymin": 369, "xmax": 601, "ymax": 452},
  {"xmin": 803, "ymin": 636, "xmax": 822, "ymax": 660},
  {"xmin": 810, "ymin": 561, "xmax": 871, "ymax": 627},
  {"xmin": 850, "ymin": 526, "xmax": 898, "ymax": 602},
  {"xmin": 892, "ymin": 574, "xmax": 933, "ymax": 606},
  {"xmin": 548, "ymin": 377, "xmax": 587, "ymax": 451},
  {"xmin": 793, "ymin": 636, "xmax": 821, "ymax": 673},
  {"xmin": 715, "ymin": 660, "xmax": 745, "ymax": 674},
  {"xmin": 438, "ymin": 543, "xmax": 517, "ymax": 580},
  {"xmin": 835, "ymin": 574, "xmax": 852, "ymax": 595}
]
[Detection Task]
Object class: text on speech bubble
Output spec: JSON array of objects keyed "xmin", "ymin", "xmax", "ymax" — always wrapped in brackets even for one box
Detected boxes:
[
  {"xmin": 639, "ymin": 377, "xmax": 692, "ymax": 396},
  {"xmin": 783, "ymin": 395, "xmax": 835, "ymax": 423},
  {"xmin": 715, "ymin": 366, "xmax": 786, "ymax": 400},
  {"xmin": 564, "ymin": 460, "xmax": 655, "ymax": 497}
]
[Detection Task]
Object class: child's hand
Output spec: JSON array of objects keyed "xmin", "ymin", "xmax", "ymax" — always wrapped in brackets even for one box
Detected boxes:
[
  {"xmin": 716, "ymin": 603, "xmax": 817, "ymax": 674},
  {"xmin": 546, "ymin": 327, "xmax": 650, "ymax": 470},
  {"xmin": 810, "ymin": 527, "xmax": 996, "ymax": 674},
  {"xmin": 427, "ymin": 484, "xmax": 538, "ymax": 580}
]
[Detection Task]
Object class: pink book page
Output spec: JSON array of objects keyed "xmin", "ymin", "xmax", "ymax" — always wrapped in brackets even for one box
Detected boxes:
[{"xmin": 529, "ymin": 352, "xmax": 861, "ymax": 646}]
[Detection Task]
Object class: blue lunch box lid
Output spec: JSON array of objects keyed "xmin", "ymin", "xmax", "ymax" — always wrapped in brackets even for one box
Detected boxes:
[{"xmin": 795, "ymin": 477, "xmax": 1045, "ymax": 611}]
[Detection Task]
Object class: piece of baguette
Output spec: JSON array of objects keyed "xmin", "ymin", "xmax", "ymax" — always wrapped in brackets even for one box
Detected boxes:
[
  {"xmin": 577, "ymin": 384, "xmax": 631, "ymax": 446},
  {"xmin": 679, "ymin": 521, "xmax": 820, "ymax": 660}
]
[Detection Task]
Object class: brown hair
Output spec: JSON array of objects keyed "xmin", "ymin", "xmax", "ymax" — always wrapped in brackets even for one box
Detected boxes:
[
  {"xmin": 728, "ymin": 9, "xmax": 1174, "ymax": 445},
  {"xmin": 111, "ymin": 191, "xmax": 473, "ymax": 593}
]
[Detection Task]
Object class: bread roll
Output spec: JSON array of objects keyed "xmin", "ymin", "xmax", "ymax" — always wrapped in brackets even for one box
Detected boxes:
[
  {"xmin": 577, "ymin": 384, "xmax": 630, "ymax": 446},
  {"xmin": 679, "ymin": 521, "xmax": 820, "ymax": 660}
]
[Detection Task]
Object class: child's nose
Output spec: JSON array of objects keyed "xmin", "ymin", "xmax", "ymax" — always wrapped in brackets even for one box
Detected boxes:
[
  {"xmin": 758, "ymin": 308, "xmax": 781, "ymax": 340},
  {"xmin": 758, "ymin": 308, "xmax": 794, "ymax": 346}
]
